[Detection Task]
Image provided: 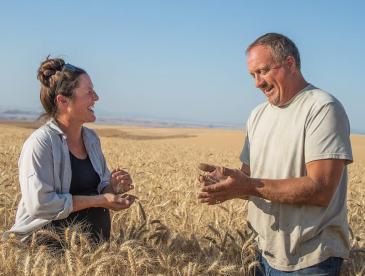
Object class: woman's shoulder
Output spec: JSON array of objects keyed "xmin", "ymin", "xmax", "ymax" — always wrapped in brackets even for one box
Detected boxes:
[
  {"xmin": 24, "ymin": 122, "xmax": 61, "ymax": 148},
  {"xmin": 82, "ymin": 126, "xmax": 100, "ymax": 143}
]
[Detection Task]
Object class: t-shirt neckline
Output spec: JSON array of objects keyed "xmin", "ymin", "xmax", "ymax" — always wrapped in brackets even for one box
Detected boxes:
[{"xmin": 271, "ymin": 83, "xmax": 314, "ymax": 109}]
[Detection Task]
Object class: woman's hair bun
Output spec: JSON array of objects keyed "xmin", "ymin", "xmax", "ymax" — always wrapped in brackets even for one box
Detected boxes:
[{"xmin": 37, "ymin": 57, "xmax": 65, "ymax": 87}]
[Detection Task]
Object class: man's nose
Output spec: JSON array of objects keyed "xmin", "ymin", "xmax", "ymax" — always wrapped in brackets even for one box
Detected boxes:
[{"xmin": 255, "ymin": 75, "xmax": 265, "ymax": 88}]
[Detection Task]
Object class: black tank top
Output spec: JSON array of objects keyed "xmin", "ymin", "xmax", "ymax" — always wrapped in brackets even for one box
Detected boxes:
[{"xmin": 49, "ymin": 152, "xmax": 111, "ymax": 243}]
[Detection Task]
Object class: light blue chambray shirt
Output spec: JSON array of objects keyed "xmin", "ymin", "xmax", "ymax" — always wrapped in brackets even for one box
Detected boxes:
[{"xmin": 3, "ymin": 119, "xmax": 111, "ymax": 241}]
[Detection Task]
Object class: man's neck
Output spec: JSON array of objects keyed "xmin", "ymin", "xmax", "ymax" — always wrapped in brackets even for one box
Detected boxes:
[
  {"xmin": 280, "ymin": 75, "xmax": 308, "ymax": 107},
  {"xmin": 292, "ymin": 77, "xmax": 309, "ymax": 96}
]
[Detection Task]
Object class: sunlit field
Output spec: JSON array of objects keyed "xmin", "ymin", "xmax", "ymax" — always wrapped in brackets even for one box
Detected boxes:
[{"xmin": 0, "ymin": 122, "xmax": 364, "ymax": 275}]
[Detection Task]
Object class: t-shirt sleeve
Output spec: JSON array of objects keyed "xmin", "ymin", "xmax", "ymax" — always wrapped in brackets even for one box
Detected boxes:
[
  {"xmin": 305, "ymin": 101, "xmax": 353, "ymax": 164},
  {"xmin": 240, "ymin": 132, "xmax": 250, "ymax": 166}
]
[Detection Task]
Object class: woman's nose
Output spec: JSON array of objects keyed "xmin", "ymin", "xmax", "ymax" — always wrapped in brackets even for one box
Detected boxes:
[{"xmin": 93, "ymin": 90, "xmax": 99, "ymax": 101}]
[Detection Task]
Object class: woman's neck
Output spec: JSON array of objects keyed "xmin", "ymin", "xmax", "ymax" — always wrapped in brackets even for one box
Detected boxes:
[{"xmin": 55, "ymin": 116, "xmax": 83, "ymax": 144}]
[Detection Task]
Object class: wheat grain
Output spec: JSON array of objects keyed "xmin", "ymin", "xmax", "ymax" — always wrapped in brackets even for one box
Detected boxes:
[
  {"xmin": 23, "ymin": 253, "xmax": 31, "ymax": 276},
  {"xmin": 126, "ymin": 246, "xmax": 137, "ymax": 275},
  {"xmin": 65, "ymin": 249, "xmax": 75, "ymax": 273}
]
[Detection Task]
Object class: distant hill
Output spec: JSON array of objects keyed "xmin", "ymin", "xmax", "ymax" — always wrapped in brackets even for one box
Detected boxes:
[
  {"xmin": 1, "ymin": 108, "xmax": 362, "ymax": 133},
  {"xmin": 0, "ymin": 109, "xmax": 40, "ymax": 121},
  {"xmin": 0, "ymin": 109, "xmax": 243, "ymax": 129}
]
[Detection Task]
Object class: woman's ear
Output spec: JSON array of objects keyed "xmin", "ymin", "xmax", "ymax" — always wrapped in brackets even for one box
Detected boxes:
[{"xmin": 55, "ymin": 94, "xmax": 69, "ymax": 110}]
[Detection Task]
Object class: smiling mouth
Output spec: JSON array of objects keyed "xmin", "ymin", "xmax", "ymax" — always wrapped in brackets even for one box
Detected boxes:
[
  {"xmin": 88, "ymin": 106, "xmax": 95, "ymax": 113},
  {"xmin": 263, "ymin": 86, "xmax": 274, "ymax": 96}
]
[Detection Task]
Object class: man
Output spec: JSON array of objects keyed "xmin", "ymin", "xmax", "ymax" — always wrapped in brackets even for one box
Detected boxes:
[{"xmin": 198, "ymin": 33, "xmax": 353, "ymax": 275}]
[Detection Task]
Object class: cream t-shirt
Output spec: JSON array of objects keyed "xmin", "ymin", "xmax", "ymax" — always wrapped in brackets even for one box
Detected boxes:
[{"xmin": 240, "ymin": 84, "xmax": 353, "ymax": 271}]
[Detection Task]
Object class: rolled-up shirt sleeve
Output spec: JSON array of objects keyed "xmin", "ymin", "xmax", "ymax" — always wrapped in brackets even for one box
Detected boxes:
[
  {"xmin": 97, "ymin": 153, "xmax": 111, "ymax": 194},
  {"xmin": 94, "ymin": 136, "xmax": 111, "ymax": 194},
  {"xmin": 19, "ymin": 135, "xmax": 73, "ymax": 220}
]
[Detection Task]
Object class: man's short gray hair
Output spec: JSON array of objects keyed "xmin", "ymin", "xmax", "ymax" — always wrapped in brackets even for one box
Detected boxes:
[{"xmin": 247, "ymin": 33, "xmax": 301, "ymax": 69}]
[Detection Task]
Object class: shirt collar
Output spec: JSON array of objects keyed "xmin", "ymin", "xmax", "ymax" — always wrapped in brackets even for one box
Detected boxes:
[
  {"xmin": 47, "ymin": 118, "xmax": 66, "ymax": 136},
  {"xmin": 46, "ymin": 118, "xmax": 96, "ymax": 146}
]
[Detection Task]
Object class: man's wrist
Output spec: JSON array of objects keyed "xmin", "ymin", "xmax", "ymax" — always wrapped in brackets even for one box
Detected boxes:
[{"xmin": 245, "ymin": 177, "xmax": 259, "ymax": 197}]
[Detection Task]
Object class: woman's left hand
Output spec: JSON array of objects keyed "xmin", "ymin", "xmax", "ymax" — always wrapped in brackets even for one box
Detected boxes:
[{"xmin": 110, "ymin": 168, "xmax": 134, "ymax": 194}]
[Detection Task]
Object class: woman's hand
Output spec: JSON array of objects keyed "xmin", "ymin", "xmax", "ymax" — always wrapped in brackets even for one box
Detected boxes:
[
  {"xmin": 100, "ymin": 193, "xmax": 136, "ymax": 211},
  {"xmin": 110, "ymin": 168, "xmax": 134, "ymax": 194}
]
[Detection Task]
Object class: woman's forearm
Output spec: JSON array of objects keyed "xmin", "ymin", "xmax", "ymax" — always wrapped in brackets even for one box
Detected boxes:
[
  {"xmin": 72, "ymin": 195, "xmax": 105, "ymax": 212},
  {"xmin": 101, "ymin": 184, "xmax": 114, "ymax": 194}
]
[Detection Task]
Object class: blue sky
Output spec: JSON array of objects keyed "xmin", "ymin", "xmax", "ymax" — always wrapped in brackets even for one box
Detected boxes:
[{"xmin": 0, "ymin": 1, "xmax": 364, "ymax": 131}]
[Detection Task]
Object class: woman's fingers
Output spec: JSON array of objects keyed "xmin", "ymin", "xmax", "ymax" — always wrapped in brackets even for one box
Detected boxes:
[
  {"xmin": 112, "ymin": 170, "xmax": 129, "ymax": 179},
  {"xmin": 111, "ymin": 169, "xmax": 134, "ymax": 194},
  {"xmin": 116, "ymin": 174, "xmax": 132, "ymax": 181},
  {"xmin": 112, "ymin": 194, "xmax": 136, "ymax": 209}
]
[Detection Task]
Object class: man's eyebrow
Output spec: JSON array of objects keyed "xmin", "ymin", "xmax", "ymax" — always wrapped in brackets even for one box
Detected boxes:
[{"xmin": 249, "ymin": 65, "xmax": 266, "ymax": 74}]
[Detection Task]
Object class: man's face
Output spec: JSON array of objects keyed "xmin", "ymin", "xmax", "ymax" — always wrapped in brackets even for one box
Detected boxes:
[{"xmin": 247, "ymin": 45, "xmax": 292, "ymax": 106}]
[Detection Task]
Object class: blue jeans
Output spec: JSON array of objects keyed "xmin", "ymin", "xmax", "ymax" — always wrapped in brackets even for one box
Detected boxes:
[{"xmin": 255, "ymin": 254, "xmax": 343, "ymax": 276}]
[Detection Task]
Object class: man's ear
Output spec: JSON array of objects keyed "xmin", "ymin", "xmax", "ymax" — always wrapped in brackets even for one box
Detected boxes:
[{"xmin": 286, "ymin": 56, "xmax": 297, "ymax": 73}]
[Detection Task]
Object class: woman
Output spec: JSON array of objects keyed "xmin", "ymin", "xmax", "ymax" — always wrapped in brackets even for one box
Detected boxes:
[{"xmin": 4, "ymin": 57, "xmax": 135, "ymax": 243}]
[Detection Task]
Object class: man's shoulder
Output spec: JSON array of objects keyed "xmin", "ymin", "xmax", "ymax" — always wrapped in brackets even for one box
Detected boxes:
[
  {"xmin": 250, "ymin": 101, "xmax": 270, "ymax": 117},
  {"xmin": 302, "ymin": 85, "xmax": 341, "ymax": 108}
]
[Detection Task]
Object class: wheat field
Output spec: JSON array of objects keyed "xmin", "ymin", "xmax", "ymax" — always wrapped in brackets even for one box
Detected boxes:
[{"xmin": 0, "ymin": 122, "xmax": 364, "ymax": 275}]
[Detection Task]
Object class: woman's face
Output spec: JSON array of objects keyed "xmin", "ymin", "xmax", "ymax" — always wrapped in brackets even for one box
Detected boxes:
[{"xmin": 65, "ymin": 74, "xmax": 99, "ymax": 124}]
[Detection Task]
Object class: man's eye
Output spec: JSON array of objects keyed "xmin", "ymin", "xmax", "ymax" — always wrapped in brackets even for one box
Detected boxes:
[{"xmin": 259, "ymin": 68, "xmax": 269, "ymax": 75}]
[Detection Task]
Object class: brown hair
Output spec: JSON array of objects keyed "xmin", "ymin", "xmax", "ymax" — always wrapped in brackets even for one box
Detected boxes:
[
  {"xmin": 37, "ymin": 57, "xmax": 86, "ymax": 119},
  {"xmin": 246, "ymin": 33, "xmax": 301, "ymax": 69}
]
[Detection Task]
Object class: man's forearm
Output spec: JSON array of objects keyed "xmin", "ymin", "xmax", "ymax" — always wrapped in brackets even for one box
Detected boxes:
[
  {"xmin": 242, "ymin": 159, "xmax": 344, "ymax": 207},
  {"xmin": 247, "ymin": 176, "xmax": 328, "ymax": 207}
]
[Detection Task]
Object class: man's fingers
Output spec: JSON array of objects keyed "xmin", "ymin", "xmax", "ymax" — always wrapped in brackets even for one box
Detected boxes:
[
  {"xmin": 201, "ymin": 182, "xmax": 225, "ymax": 192},
  {"xmin": 199, "ymin": 193, "xmax": 226, "ymax": 205},
  {"xmin": 198, "ymin": 174, "xmax": 219, "ymax": 186},
  {"xmin": 198, "ymin": 191, "xmax": 211, "ymax": 199},
  {"xmin": 198, "ymin": 190, "xmax": 226, "ymax": 199},
  {"xmin": 220, "ymin": 167, "xmax": 237, "ymax": 177},
  {"xmin": 198, "ymin": 163, "xmax": 216, "ymax": 173}
]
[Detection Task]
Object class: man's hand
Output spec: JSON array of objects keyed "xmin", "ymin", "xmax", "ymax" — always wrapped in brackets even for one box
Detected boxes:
[
  {"xmin": 100, "ymin": 193, "xmax": 136, "ymax": 211},
  {"xmin": 110, "ymin": 168, "xmax": 134, "ymax": 194},
  {"xmin": 198, "ymin": 163, "xmax": 250, "ymax": 204}
]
